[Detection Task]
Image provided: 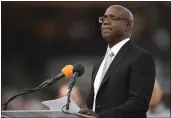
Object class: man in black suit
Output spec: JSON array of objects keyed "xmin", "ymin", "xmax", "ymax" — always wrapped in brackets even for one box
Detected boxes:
[{"xmin": 79, "ymin": 5, "xmax": 155, "ymax": 118}]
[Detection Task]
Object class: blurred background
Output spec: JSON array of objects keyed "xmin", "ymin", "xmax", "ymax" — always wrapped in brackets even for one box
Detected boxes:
[{"xmin": 1, "ymin": 1, "xmax": 170, "ymax": 117}]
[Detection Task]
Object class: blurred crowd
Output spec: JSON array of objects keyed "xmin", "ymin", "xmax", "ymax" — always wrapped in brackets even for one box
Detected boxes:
[{"xmin": 1, "ymin": 1, "xmax": 170, "ymax": 117}]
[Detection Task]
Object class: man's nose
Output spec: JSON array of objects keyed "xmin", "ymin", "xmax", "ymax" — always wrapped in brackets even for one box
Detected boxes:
[{"xmin": 103, "ymin": 18, "xmax": 111, "ymax": 25}]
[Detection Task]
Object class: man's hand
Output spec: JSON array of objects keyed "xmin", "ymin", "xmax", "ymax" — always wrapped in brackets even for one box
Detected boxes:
[
  {"xmin": 149, "ymin": 81, "xmax": 164, "ymax": 112},
  {"xmin": 79, "ymin": 108, "xmax": 99, "ymax": 118}
]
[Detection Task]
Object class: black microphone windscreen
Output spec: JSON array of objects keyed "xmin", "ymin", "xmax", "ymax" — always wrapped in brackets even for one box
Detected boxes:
[{"xmin": 73, "ymin": 64, "xmax": 85, "ymax": 77}]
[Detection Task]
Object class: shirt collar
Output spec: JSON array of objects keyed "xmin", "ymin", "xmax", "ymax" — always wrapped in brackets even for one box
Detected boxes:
[{"xmin": 107, "ymin": 38, "xmax": 130, "ymax": 56}]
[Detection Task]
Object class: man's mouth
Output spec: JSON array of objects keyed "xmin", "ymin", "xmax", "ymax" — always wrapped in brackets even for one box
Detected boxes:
[
  {"xmin": 103, "ymin": 27, "xmax": 112, "ymax": 30},
  {"xmin": 102, "ymin": 28, "xmax": 112, "ymax": 33},
  {"xmin": 102, "ymin": 27, "xmax": 112, "ymax": 32}
]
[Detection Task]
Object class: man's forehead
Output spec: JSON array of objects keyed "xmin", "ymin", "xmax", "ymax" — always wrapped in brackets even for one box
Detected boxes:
[
  {"xmin": 104, "ymin": 5, "xmax": 134, "ymax": 21},
  {"xmin": 104, "ymin": 7, "xmax": 126, "ymax": 16}
]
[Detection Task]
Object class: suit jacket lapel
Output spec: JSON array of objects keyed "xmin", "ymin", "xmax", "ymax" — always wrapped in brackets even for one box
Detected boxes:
[
  {"xmin": 99, "ymin": 41, "xmax": 132, "ymax": 89},
  {"xmin": 92, "ymin": 56, "xmax": 104, "ymax": 83}
]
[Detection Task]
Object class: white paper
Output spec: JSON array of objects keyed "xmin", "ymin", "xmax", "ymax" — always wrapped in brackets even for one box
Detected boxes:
[{"xmin": 42, "ymin": 96, "xmax": 81, "ymax": 113}]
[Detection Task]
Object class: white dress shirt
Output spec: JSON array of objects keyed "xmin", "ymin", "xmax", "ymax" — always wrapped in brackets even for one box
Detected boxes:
[{"xmin": 93, "ymin": 38, "xmax": 130, "ymax": 111}]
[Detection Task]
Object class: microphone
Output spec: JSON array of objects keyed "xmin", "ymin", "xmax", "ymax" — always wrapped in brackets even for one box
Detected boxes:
[
  {"xmin": 46, "ymin": 65, "xmax": 73, "ymax": 85},
  {"xmin": 69, "ymin": 64, "xmax": 85, "ymax": 88},
  {"xmin": 73, "ymin": 63, "xmax": 85, "ymax": 76},
  {"xmin": 2, "ymin": 65, "xmax": 74, "ymax": 110},
  {"xmin": 66, "ymin": 64, "xmax": 85, "ymax": 110}
]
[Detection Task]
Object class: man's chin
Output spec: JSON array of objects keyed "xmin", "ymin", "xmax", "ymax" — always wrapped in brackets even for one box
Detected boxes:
[{"xmin": 102, "ymin": 35, "xmax": 112, "ymax": 42}]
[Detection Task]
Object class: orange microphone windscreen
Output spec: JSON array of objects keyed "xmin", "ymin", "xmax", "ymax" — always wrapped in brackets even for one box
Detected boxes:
[{"xmin": 61, "ymin": 65, "xmax": 73, "ymax": 78}]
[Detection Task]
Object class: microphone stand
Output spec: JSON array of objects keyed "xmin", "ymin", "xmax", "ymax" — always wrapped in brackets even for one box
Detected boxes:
[
  {"xmin": 1, "ymin": 74, "xmax": 62, "ymax": 110},
  {"xmin": 66, "ymin": 72, "xmax": 79, "ymax": 110}
]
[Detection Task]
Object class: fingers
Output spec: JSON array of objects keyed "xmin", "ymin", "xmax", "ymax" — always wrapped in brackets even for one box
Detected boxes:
[
  {"xmin": 78, "ymin": 108, "xmax": 91, "ymax": 114},
  {"xmin": 79, "ymin": 109, "xmax": 98, "ymax": 117}
]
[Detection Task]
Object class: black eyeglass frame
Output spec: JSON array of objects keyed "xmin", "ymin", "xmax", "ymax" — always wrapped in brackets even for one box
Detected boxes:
[{"xmin": 99, "ymin": 15, "xmax": 131, "ymax": 23}]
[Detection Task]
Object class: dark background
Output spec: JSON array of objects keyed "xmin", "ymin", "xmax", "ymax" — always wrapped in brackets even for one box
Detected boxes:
[{"xmin": 1, "ymin": 1, "xmax": 170, "ymax": 115}]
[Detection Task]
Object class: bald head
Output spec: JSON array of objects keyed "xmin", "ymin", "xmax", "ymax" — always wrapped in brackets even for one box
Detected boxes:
[
  {"xmin": 106, "ymin": 5, "xmax": 134, "ymax": 23},
  {"xmin": 101, "ymin": 5, "xmax": 134, "ymax": 47}
]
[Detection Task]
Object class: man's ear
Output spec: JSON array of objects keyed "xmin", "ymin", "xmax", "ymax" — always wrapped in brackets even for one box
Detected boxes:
[
  {"xmin": 125, "ymin": 22, "xmax": 132, "ymax": 32},
  {"xmin": 125, "ymin": 22, "xmax": 132, "ymax": 37}
]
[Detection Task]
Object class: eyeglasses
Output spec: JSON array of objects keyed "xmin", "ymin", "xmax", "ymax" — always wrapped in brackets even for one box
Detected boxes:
[{"xmin": 99, "ymin": 15, "xmax": 131, "ymax": 23}]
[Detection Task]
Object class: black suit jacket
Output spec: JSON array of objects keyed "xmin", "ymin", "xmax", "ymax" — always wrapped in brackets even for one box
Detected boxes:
[{"xmin": 87, "ymin": 41, "xmax": 155, "ymax": 118}]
